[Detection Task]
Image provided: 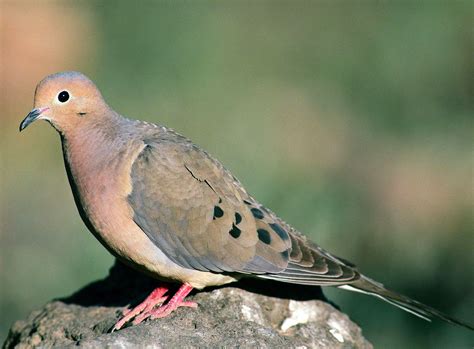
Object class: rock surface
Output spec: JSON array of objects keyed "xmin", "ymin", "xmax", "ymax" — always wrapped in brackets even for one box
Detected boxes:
[{"xmin": 4, "ymin": 261, "xmax": 372, "ymax": 348}]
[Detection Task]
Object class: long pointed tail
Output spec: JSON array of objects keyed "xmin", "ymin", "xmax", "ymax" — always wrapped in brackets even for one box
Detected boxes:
[{"xmin": 339, "ymin": 276, "xmax": 473, "ymax": 330}]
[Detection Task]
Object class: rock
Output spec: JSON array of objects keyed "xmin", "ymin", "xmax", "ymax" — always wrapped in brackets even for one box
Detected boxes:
[{"xmin": 3, "ymin": 261, "xmax": 372, "ymax": 348}]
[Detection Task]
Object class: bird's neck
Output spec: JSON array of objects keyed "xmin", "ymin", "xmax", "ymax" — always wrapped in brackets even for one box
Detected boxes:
[
  {"xmin": 63, "ymin": 113, "xmax": 124, "ymax": 167},
  {"xmin": 60, "ymin": 112, "xmax": 138, "ymax": 198}
]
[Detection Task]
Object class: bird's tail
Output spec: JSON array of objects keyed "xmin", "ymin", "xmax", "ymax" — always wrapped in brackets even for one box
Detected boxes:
[{"xmin": 339, "ymin": 275, "xmax": 473, "ymax": 330}]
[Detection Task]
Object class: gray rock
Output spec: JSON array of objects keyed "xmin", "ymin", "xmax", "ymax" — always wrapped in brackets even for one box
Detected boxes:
[{"xmin": 3, "ymin": 261, "xmax": 372, "ymax": 348}]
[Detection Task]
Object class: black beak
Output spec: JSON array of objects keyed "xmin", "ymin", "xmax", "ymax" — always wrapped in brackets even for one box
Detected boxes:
[{"xmin": 19, "ymin": 108, "xmax": 48, "ymax": 132}]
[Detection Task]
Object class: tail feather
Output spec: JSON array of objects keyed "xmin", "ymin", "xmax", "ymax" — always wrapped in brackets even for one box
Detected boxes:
[{"xmin": 340, "ymin": 276, "xmax": 473, "ymax": 330}]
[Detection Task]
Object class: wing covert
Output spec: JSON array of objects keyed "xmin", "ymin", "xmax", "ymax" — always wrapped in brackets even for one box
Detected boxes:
[
  {"xmin": 128, "ymin": 134, "xmax": 289, "ymax": 274},
  {"xmin": 128, "ymin": 127, "xmax": 360, "ymax": 286}
]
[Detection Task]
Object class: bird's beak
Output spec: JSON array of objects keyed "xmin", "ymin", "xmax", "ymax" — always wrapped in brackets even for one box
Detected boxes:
[{"xmin": 19, "ymin": 107, "xmax": 49, "ymax": 132}]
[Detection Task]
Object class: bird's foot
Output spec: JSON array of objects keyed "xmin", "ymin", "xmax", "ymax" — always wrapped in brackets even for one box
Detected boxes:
[
  {"xmin": 111, "ymin": 283, "xmax": 196, "ymax": 331},
  {"xmin": 111, "ymin": 285, "xmax": 169, "ymax": 331},
  {"xmin": 134, "ymin": 283, "xmax": 197, "ymax": 323}
]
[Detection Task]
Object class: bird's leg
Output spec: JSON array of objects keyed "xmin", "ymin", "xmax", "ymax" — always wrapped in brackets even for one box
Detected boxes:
[
  {"xmin": 112, "ymin": 285, "xmax": 169, "ymax": 331},
  {"xmin": 133, "ymin": 283, "xmax": 197, "ymax": 323}
]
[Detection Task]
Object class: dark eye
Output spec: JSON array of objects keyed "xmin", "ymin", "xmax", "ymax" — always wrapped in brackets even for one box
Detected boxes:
[{"xmin": 58, "ymin": 91, "xmax": 70, "ymax": 103}]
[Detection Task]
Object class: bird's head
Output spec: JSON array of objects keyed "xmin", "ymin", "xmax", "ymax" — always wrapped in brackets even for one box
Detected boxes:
[{"xmin": 20, "ymin": 71, "xmax": 109, "ymax": 134}]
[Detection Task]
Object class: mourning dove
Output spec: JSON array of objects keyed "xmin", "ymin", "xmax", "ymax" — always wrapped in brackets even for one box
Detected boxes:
[{"xmin": 20, "ymin": 72, "xmax": 472, "ymax": 331}]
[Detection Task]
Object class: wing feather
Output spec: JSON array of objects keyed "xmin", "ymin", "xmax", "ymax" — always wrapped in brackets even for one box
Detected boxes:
[{"xmin": 128, "ymin": 127, "xmax": 360, "ymax": 285}]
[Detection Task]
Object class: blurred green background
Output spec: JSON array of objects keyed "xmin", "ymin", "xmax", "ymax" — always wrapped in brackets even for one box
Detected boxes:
[{"xmin": 1, "ymin": 1, "xmax": 473, "ymax": 347}]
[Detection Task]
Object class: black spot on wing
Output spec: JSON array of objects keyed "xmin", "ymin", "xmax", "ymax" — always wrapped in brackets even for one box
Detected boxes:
[
  {"xmin": 251, "ymin": 208, "xmax": 264, "ymax": 219},
  {"xmin": 257, "ymin": 229, "xmax": 271, "ymax": 244},
  {"xmin": 235, "ymin": 212, "xmax": 242, "ymax": 225},
  {"xmin": 281, "ymin": 249, "xmax": 290, "ymax": 259},
  {"xmin": 229, "ymin": 224, "xmax": 241, "ymax": 238},
  {"xmin": 243, "ymin": 200, "xmax": 252, "ymax": 205},
  {"xmin": 213, "ymin": 206, "xmax": 224, "ymax": 220},
  {"xmin": 269, "ymin": 223, "xmax": 289, "ymax": 241}
]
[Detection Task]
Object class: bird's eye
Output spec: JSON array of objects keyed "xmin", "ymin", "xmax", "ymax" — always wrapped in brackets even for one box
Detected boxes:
[{"xmin": 57, "ymin": 91, "xmax": 70, "ymax": 103}]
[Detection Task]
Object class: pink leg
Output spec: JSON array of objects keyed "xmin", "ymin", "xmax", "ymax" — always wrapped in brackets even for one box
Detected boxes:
[
  {"xmin": 112, "ymin": 286, "xmax": 169, "ymax": 331},
  {"xmin": 133, "ymin": 283, "xmax": 197, "ymax": 323}
]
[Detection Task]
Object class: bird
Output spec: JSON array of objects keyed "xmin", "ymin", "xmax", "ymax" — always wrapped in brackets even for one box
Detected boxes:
[{"xmin": 20, "ymin": 71, "xmax": 472, "ymax": 332}]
